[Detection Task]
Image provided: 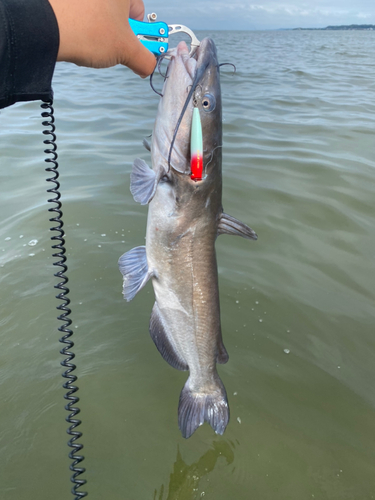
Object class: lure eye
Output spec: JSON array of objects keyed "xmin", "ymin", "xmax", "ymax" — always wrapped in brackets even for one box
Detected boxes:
[{"xmin": 201, "ymin": 93, "xmax": 216, "ymax": 112}]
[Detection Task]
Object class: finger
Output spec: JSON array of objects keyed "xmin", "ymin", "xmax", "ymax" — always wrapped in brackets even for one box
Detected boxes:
[
  {"xmin": 129, "ymin": 0, "xmax": 145, "ymax": 21},
  {"xmin": 121, "ymin": 24, "xmax": 157, "ymax": 77}
]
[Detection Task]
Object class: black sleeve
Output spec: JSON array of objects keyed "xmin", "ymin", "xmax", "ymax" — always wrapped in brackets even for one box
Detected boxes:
[{"xmin": 0, "ymin": 0, "xmax": 59, "ymax": 109}]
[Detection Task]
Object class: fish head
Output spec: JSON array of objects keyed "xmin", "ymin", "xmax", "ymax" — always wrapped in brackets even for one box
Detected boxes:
[{"xmin": 152, "ymin": 38, "xmax": 222, "ymax": 179}]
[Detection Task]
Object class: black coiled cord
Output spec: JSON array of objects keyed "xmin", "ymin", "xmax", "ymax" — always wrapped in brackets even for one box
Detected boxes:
[{"xmin": 41, "ymin": 100, "xmax": 88, "ymax": 499}]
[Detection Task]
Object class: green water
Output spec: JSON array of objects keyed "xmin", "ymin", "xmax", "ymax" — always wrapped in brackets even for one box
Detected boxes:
[{"xmin": 1, "ymin": 30, "xmax": 375, "ymax": 499}]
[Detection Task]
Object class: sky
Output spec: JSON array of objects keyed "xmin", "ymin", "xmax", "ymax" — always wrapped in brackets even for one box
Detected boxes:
[{"xmin": 145, "ymin": 0, "xmax": 375, "ymax": 30}]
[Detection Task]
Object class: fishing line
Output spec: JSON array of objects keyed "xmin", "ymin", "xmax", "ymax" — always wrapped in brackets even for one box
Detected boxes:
[{"xmin": 41, "ymin": 100, "xmax": 87, "ymax": 499}]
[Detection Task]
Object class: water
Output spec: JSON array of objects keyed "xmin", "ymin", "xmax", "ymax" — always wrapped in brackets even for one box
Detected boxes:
[{"xmin": 1, "ymin": 30, "xmax": 375, "ymax": 499}]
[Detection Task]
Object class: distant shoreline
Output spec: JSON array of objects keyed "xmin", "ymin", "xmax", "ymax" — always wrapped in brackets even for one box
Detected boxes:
[{"xmin": 293, "ymin": 24, "xmax": 375, "ymax": 31}]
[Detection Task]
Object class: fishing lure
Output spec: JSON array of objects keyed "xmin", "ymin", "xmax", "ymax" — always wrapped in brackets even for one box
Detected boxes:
[{"xmin": 190, "ymin": 107, "xmax": 203, "ymax": 181}]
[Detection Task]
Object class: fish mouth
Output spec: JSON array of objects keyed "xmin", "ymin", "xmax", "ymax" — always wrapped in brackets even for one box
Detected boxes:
[
  {"xmin": 175, "ymin": 38, "xmax": 218, "ymax": 84},
  {"xmin": 194, "ymin": 38, "xmax": 218, "ymax": 71},
  {"xmin": 174, "ymin": 41, "xmax": 197, "ymax": 82}
]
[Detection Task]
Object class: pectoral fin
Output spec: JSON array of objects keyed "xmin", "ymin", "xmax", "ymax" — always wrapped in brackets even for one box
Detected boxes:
[
  {"xmin": 130, "ymin": 159, "xmax": 164, "ymax": 205},
  {"xmin": 218, "ymin": 213, "xmax": 258, "ymax": 240},
  {"xmin": 150, "ymin": 302, "xmax": 188, "ymax": 371},
  {"xmin": 118, "ymin": 246, "xmax": 154, "ymax": 301}
]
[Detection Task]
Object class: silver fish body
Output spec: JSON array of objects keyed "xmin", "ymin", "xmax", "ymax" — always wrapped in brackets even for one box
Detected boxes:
[{"xmin": 119, "ymin": 38, "xmax": 257, "ymax": 438}]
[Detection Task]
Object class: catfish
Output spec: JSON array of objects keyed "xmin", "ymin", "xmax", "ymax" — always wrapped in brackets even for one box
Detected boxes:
[{"xmin": 119, "ymin": 38, "xmax": 257, "ymax": 438}]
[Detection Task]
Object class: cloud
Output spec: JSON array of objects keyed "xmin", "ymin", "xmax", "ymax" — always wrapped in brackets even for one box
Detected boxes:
[{"xmin": 144, "ymin": 0, "xmax": 375, "ymax": 30}]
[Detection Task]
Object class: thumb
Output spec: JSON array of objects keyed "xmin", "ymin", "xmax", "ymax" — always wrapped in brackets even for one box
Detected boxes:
[{"xmin": 122, "ymin": 24, "xmax": 157, "ymax": 77}]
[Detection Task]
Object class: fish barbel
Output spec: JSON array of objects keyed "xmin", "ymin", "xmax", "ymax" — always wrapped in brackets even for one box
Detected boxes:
[{"xmin": 119, "ymin": 38, "xmax": 257, "ymax": 438}]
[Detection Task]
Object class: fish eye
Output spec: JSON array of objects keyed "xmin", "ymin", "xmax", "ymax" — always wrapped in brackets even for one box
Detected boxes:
[
  {"xmin": 201, "ymin": 93, "xmax": 216, "ymax": 112},
  {"xmin": 160, "ymin": 174, "xmax": 172, "ymax": 183}
]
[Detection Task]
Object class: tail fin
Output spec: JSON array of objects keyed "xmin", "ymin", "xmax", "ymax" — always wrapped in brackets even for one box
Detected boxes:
[{"xmin": 178, "ymin": 376, "xmax": 229, "ymax": 439}]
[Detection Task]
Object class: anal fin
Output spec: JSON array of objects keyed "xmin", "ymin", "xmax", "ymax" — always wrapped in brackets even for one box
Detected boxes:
[
  {"xmin": 218, "ymin": 212, "xmax": 258, "ymax": 240},
  {"xmin": 150, "ymin": 302, "xmax": 188, "ymax": 371},
  {"xmin": 118, "ymin": 246, "xmax": 154, "ymax": 301}
]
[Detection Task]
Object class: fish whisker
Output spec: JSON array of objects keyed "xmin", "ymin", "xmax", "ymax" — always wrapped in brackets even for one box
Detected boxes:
[
  {"xmin": 186, "ymin": 83, "xmax": 202, "ymax": 93},
  {"xmin": 218, "ymin": 63, "xmax": 236, "ymax": 75},
  {"xmin": 157, "ymin": 55, "xmax": 169, "ymax": 79},
  {"xmin": 150, "ymin": 69, "xmax": 163, "ymax": 97}
]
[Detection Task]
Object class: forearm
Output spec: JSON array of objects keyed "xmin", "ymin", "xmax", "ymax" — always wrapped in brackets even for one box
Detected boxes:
[
  {"xmin": 0, "ymin": 0, "xmax": 59, "ymax": 109},
  {"xmin": 0, "ymin": 0, "xmax": 156, "ymax": 109}
]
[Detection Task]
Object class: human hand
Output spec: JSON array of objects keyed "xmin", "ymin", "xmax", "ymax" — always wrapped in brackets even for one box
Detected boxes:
[{"xmin": 48, "ymin": 0, "xmax": 156, "ymax": 77}]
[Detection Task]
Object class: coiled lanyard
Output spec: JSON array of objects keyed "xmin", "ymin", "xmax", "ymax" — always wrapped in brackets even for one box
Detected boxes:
[{"xmin": 41, "ymin": 100, "xmax": 87, "ymax": 499}]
